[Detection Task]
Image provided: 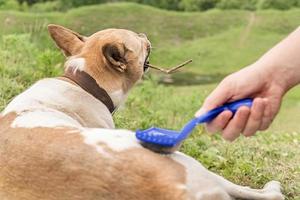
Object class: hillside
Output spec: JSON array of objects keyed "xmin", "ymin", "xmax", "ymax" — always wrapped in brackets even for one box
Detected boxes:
[{"xmin": 1, "ymin": 3, "xmax": 300, "ymax": 74}]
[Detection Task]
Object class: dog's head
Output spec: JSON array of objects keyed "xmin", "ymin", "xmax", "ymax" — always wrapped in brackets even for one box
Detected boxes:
[{"xmin": 48, "ymin": 24, "xmax": 151, "ymax": 107}]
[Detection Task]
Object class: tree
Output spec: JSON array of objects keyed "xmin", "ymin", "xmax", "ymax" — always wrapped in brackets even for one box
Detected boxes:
[
  {"xmin": 257, "ymin": 0, "xmax": 297, "ymax": 10},
  {"xmin": 217, "ymin": 0, "xmax": 258, "ymax": 10},
  {"xmin": 180, "ymin": 0, "xmax": 220, "ymax": 11}
]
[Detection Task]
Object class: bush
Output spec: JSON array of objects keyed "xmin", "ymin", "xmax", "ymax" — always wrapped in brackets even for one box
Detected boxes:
[
  {"xmin": 257, "ymin": 0, "xmax": 297, "ymax": 10},
  {"xmin": 180, "ymin": 0, "xmax": 220, "ymax": 11},
  {"xmin": 0, "ymin": 34, "xmax": 62, "ymax": 88},
  {"xmin": 59, "ymin": 0, "xmax": 107, "ymax": 9},
  {"xmin": 7, "ymin": 0, "xmax": 300, "ymax": 12},
  {"xmin": 17, "ymin": 0, "xmax": 49, "ymax": 6},
  {"xmin": 127, "ymin": 0, "xmax": 181, "ymax": 10},
  {"xmin": 0, "ymin": 0, "xmax": 20, "ymax": 10},
  {"xmin": 217, "ymin": 0, "xmax": 258, "ymax": 11},
  {"xmin": 294, "ymin": 0, "xmax": 300, "ymax": 6},
  {"xmin": 29, "ymin": 0, "xmax": 61, "ymax": 12},
  {"xmin": 156, "ymin": 0, "xmax": 181, "ymax": 10},
  {"xmin": 0, "ymin": 34, "xmax": 63, "ymax": 110}
]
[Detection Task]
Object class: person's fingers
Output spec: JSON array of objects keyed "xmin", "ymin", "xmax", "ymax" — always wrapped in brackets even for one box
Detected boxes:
[
  {"xmin": 259, "ymin": 98, "xmax": 273, "ymax": 130},
  {"xmin": 222, "ymin": 106, "xmax": 250, "ymax": 141},
  {"xmin": 242, "ymin": 98, "xmax": 265, "ymax": 137},
  {"xmin": 206, "ymin": 111, "xmax": 233, "ymax": 133},
  {"xmin": 195, "ymin": 79, "xmax": 232, "ymax": 117}
]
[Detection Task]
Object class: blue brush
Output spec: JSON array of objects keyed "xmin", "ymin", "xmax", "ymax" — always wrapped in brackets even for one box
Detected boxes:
[{"xmin": 136, "ymin": 98, "xmax": 253, "ymax": 153}]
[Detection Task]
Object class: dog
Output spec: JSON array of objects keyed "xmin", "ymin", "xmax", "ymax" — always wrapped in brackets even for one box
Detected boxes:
[{"xmin": 0, "ymin": 24, "xmax": 284, "ymax": 200}]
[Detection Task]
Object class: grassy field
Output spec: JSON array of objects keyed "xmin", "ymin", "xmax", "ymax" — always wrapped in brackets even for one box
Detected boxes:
[{"xmin": 0, "ymin": 3, "xmax": 299, "ymax": 199}]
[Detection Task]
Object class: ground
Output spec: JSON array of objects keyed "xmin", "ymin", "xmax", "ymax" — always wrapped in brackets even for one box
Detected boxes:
[{"xmin": 0, "ymin": 3, "xmax": 299, "ymax": 199}]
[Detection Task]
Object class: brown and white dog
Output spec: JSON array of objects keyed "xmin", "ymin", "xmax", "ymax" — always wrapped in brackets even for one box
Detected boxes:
[{"xmin": 0, "ymin": 25, "xmax": 284, "ymax": 200}]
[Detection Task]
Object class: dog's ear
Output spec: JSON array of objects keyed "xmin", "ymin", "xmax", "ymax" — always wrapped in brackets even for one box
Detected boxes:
[
  {"xmin": 102, "ymin": 43, "xmax": 128, "ymax": 73},
  {"xmin": 48, "ymin": 24, "xmax": 86, "ymax": 57}
]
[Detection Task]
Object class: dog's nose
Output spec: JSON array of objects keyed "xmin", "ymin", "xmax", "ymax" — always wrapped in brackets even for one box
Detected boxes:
[{"xmin": 144, "ymin": 60, "xmax": 149, "ymax": 72}]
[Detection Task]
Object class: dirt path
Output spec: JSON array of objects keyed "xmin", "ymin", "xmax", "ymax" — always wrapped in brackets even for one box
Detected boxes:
[{"xmin": 238, "ymin": 12, "xmax": 256, "ymax": 47}]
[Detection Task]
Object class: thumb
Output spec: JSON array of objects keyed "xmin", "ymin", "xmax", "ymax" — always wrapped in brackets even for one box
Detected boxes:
[{"xmin": 195, "ymin": 83, "xmax": 232, "ymax": 117}]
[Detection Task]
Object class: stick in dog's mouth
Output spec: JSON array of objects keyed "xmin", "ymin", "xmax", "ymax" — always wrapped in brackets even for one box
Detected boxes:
[{"xmin": 146, "ymin": 59, "xmax": 192, "ymax": 74}]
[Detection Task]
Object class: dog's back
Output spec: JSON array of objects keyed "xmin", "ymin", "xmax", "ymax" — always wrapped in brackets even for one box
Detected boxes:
[{"xmin": 0, "ymin": 113, "xmax": 189, "ymax": 200}]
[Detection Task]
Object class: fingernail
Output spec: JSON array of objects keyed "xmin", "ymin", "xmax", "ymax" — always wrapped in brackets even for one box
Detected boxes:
[{"xmin": 195, "ymin": 108, "xmax": 207, "ymax": 117}]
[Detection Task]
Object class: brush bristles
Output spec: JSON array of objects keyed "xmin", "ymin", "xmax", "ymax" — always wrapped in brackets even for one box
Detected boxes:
[{"xmin": 140, "ymin": 142, "xmax": 182, "ymax": 154}]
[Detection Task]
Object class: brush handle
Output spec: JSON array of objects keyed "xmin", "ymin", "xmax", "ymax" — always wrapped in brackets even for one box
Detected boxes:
[
  {"xmin": 196, "ymin": 98, "xmax": 253, "ymax": 123},
  {"xmin": 178, "ymin": 98, "xmax": 253, "ymax": 142}
]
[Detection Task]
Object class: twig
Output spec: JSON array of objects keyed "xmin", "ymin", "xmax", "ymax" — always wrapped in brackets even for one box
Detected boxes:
[{"xmin": 146, "ymin": 59, "xmax": 192, "ymax": 74}]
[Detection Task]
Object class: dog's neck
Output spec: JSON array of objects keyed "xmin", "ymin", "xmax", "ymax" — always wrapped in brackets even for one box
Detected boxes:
[
  {"xmin": 64, "ymin": 57, "xmax": 128, "ymax": 111},
  {"xmin": 3, "ymin": 57, "xmax": 129, "ymax": 129},
  {"xmin": 62, "ymin": 67, "xmax": 115, "ymax": 113}
]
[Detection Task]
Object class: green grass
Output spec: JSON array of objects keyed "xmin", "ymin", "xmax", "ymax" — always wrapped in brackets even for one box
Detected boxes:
[
  {"xmin": 0, "ymin": 3, "xmax": 299, "ymax": 199},
  {"xmin": 116, "ymin": 80, "xmax": 300, "ymax": 199}
]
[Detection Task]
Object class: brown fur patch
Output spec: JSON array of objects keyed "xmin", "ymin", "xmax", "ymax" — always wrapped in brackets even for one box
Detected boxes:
[{"xmin": 0, "ymin": 113, "xmax": 188, "ymax": 200}]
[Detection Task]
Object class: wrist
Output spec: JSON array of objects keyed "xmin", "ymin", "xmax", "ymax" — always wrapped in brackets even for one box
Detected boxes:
[
  {"xmin": 249, "ymin": 62, "xmax": 287, "ymax": 95},
  {"xmin": 253, "ymin": 59, "xmax": 300, "ymax": 94},
  {"xmin": 252, "ymin": 26, "xmax": 300, "ymax": 92}
]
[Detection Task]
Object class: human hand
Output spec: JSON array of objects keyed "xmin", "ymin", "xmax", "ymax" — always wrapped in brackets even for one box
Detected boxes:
[{"xmin": 195, "ymin": 64, "xmax": 286, "ymax": 141}]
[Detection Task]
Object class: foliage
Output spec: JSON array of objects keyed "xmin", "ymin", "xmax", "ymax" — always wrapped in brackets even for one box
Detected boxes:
[
  {"xmin": 257, "ymin": 0, "xmax": 298, "ymax": 10},
  {"xmin": 179, "ymin": 0, "xmax": 220, "ymax": 11},
  {"xmin": 0, "ymin": 34, "xmax": 62, "ymax": 109},
  {"xmin": 59, "ymin": 0, "xmax": 107, "ymax": 9},
  {"xmin": 9, "ymin": 0, "xmax": 300, "ymax": 12},
  {"xmin": 17, "ymin": 0, "xmax": 52, "ymax": 6},
  {"xmin": 0, "ymin": 0, "xmax": 20, "ymax": 10},
  {"xmin": 53, "ymin": 0, "xmax": 300, "ymax": 11},
  {"xmin": 29, "ymin": 0, "xmax": 61, "ymax": 12},
  {"xmin": 217, "ymin": 0, "xmax": 258, "ymax": 10}
]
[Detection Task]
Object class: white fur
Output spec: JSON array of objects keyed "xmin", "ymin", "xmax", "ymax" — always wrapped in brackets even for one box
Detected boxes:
[
  {"xmin": 80, "ymin": 128, "xmax": 141, "ymax": 153},
  {"xmin": 65, "ymin": 57, "xmax": 85, "ymax": 72},
  {"xmin": 3, "ymin": 78, "xmax": 114, "ymax": 129},
  {"xmin": 170, "ymin": 152, "xmax": 210, "ymax": 198},
  {"xmin": 170, "ymin": 152, "xmax": 284, "ymax": 200},
  {"xmin": 12, "ymin": 110, "xmax": 82, "ymax": 129},
  {"xmin": 109, "ymin": 89, "xmax": 127, "ymax": 108}
]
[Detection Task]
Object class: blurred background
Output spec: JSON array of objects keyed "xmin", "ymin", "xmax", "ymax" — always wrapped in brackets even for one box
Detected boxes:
[
  {"xmin": 0, "ymin": 0, "xmax": 299, "ymax": 199},
  {"xmin": 2, "ymin": 0, "xmax": 300, "ymax": 12}
]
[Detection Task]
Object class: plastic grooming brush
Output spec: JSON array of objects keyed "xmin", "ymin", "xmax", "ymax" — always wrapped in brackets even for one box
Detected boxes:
[{"xmin": 136, "ymin": 98, "xmax": 253, "ymax": 153}]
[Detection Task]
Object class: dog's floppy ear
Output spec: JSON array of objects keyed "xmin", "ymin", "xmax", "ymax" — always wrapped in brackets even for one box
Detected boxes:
[
  {"xmin": 102, "ymin": 43, "xmax": 128, "ymax": 73},
  {"xmin": 48, "ymin": 24, "xmax": 86, "ymax": 57}
]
